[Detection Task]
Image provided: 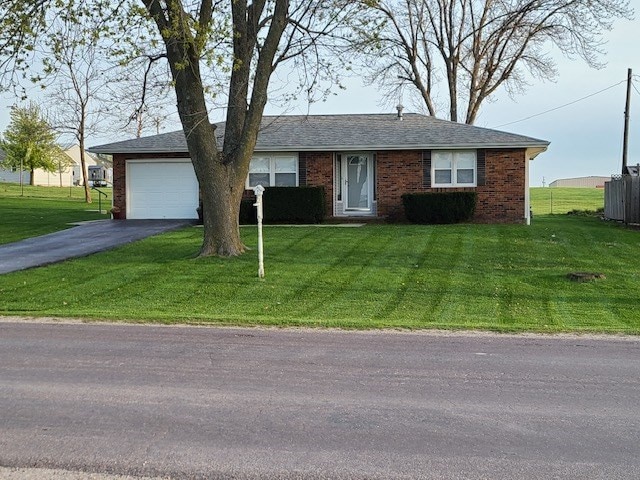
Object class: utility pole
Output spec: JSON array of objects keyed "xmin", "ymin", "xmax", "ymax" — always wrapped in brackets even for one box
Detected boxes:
[{"xmin": 622, "ymin": 68, "xmax": 632, "ymax": 174}]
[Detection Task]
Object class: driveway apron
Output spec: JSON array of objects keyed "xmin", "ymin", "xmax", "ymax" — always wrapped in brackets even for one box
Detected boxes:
[{"xmin": 0, "ymin": 220, "xmax": 191, "ymax": 274}]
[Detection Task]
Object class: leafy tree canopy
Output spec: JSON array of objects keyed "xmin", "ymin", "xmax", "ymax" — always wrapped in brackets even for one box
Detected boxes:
[
  {"xmin": 0, "ymin": 0, "xmax": 361, "ymax": 257},
  {"xmin": 1, "ymin": 103, "xmax": 61, "ymax": 176}
]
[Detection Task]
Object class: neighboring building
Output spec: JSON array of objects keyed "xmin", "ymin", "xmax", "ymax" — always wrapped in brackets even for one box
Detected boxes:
[
  {"xmin": 89, "ymin": 113, "xmax": 549, "ymax": 223},
  {"xmin": 549, "ymin": 176, "xmax": 611, "ymax": 188},
  {"xmin": 31, "ymin": 145, "xmax": 113, "ymax": 187},
  {"xmin": 0, "ymin": 144, "xmax": 114, "ymax": 187},
  {"xmin": 0, "ymin": 147, "xmax": 32, "ymax": 183}
]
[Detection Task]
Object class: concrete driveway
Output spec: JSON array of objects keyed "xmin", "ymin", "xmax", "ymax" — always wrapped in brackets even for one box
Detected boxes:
[{"xmin": 0, "ymin": 220, "xmax": 191, "ymax": 274}]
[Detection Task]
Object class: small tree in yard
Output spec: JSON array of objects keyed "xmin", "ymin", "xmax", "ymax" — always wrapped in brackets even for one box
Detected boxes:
[
  {"xmin": 0, "ymin": 0, "xmax": 359, "ymax": 257},
  {"xmin": 1, "ymin": 103, "xmax": 60, "ymax": 185},
  {"xmin": 51, "ymin": 146, "xmax": 74, "ymax": 188},
  {"xmin": 43, "ymin": 17, "xmax": 109, "ymax": 204}
]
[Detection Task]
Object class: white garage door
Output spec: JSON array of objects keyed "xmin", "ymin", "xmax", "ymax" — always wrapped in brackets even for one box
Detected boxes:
[{"xmin": 127, "ymin": 160, "xmax": 199, "ymax": 219}]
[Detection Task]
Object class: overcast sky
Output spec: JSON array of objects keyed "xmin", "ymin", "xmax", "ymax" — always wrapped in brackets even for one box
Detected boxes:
[{"xmin": 1, "ymin": 12, "xmax": 638, "ymax": 187}]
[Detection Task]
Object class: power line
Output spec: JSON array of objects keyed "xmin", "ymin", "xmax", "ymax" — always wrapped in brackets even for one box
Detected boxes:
[{"xmin": 492, "ymin": 79, "xmax": 628, "ymax": 129}]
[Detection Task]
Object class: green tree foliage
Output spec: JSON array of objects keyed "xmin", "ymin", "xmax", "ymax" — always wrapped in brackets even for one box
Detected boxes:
[
  {"xmin": 1, "ymin": 104, "xmax": 60, "ymax": 185},
  {"xmin": 0, "ymin": 0, "xmax": 359, "ymax": 257}
]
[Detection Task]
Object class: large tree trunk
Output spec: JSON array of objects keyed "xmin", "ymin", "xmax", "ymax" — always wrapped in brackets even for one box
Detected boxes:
[
  {"xmin": 180, "ymin": 102, "xmax": 247, "ymax": 257},
  {"xmin": 198, "ymin": 158, "xmax": 247, "ymax": 256},
  {"xmin": 164, "ymin": 43, "xmax": 247, "ymax": 257},
  {"xmin": 185, "ymin": 118, "xmax": 248, "ymax": 256},
  {"xmin": 143, "ymin": 0, "xmax": 286, "ymax": 257}
]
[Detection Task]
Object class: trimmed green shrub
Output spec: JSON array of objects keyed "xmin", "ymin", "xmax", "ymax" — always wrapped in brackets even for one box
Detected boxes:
[
  {"xmin": 239, "ymin": 198, "xmax": 257, "ymax": 224},
  {"xmin": 402, "ymin": 192, "xmax": 477, "ymax": 224},
  {"xmin": 240, "ymin": 187, "xmax": 326, "ymax": 224}
]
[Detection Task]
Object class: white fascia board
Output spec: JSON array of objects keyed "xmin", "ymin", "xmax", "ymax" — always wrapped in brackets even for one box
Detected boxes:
[
  {"xmin": 526, "ymin": 146, "xmax": 549, "ymax": 159},
  {"xmin": 254, "ymin": 143, "xmax": 551, "ymax": 152}
]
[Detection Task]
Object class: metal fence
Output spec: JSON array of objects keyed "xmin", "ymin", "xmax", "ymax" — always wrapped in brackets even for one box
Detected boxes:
[{"xmin": 605, "ymin": 176, "xmax": 640, "ymax": 224}]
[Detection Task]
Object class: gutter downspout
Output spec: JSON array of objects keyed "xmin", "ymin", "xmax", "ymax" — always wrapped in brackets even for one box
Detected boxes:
[{"xmin": 525, "ymin": 153, "xmax": 531, "ymax": 225}]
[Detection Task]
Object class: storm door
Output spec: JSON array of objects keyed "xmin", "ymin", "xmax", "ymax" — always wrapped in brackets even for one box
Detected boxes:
[{"xmin": 345, "ymin": 153, "xmax": 372, "ymax": 213}]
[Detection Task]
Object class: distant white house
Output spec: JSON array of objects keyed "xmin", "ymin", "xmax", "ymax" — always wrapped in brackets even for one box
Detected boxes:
[
  {"xmin": 32, "ymin": 145, "xmax": 97, "ymax": 187},
  {"xmin": 0, "ymin": 144, "xmax": 113, "ymax": 187},
  {"xmin": 0, "ymin": 148, "xmax": 31, "ymax": 183},
  {"xmin": 550, "ymin": 176, "xmax": 611, "ymax": 188}
]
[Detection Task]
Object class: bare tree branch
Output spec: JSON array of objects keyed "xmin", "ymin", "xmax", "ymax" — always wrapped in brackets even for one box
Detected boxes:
[{"xmin": 354, "ymin": 0, "xmax": 632, "ymax": 123}]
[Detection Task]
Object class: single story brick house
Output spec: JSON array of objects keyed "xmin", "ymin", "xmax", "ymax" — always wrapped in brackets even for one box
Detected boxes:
[{"xmin": 89, "ymin": 113, "xmax": 549, "ymax": 223}]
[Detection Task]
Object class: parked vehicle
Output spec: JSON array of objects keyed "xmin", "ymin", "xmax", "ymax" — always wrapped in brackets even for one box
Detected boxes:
[{"xmin": 88, "ymin": 165, "xmax": 108, "ymax": 187}]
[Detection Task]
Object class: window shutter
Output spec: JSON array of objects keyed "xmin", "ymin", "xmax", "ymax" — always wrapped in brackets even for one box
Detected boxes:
[
  {"xmin": 298, "ymin": 154, "xmax": 307, "ymax": 186},
  {"xmin": 372, "ymin": 153, "xmax": 377, "ymax": 201},
  {"xmin": 476, "ymin": 149, "xmax": 486, "ymax": 186},
  {"xmin": 423, "ymin": 150, "xmax": 432, "ymax": 188},
  {"xmin": 336, "ymin": 153, "xmax": 342, "ymax": 201}
]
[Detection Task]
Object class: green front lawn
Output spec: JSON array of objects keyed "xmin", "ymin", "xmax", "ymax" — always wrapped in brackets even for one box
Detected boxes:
[
  {"xmin": 1, "ymin": 215, "xmax": 638, "ymax": 333},
  {"xmin": 0, "ymin": 183, "xmax": 112, "ymax": 244}
]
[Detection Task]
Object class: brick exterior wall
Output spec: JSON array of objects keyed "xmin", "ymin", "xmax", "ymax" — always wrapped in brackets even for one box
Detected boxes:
[
  {"xmin": 299, "ymin": 148, "xmax": 527, "ymax": 223},
  {"xmin": 300, "ymin": 151, "xmax": 334, "ymax": 217},
  {"xmin": 111, "ymin": 154, "xmax": 127, "ymax": 218},
  {"xmin": 418, "ymin": 149, "xmax": 526, "ymax": 223},
  {"xmin": 376, "ymin": 150, "xmax": 424, "ymax": 220},
  {"xmin": 474, "ymin": 149, "xmax": 527, "ymax": 223}
]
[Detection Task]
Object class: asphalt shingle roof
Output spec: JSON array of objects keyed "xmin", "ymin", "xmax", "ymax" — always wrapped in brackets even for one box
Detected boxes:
[{"xmin": 89, "ymin": 113, "xmax": 549, "ymax": 154}]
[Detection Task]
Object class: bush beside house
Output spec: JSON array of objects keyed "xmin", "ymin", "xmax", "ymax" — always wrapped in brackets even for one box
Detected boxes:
[
  {"xmin": 402, "ymin": 192, "xmax": 477, "ymax": 224},
  {"xmin": 240, "ymin": 186, "xmax": 326, "ymax": 224}
]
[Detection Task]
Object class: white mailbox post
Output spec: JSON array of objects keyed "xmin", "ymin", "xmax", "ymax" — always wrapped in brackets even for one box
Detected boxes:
[{"xmin": 253, "ymin": 184, "xmax": 265, "ymax": 278}]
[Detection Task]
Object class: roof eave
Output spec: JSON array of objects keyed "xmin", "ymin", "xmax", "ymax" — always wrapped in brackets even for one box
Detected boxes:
[
  {"xmin": 526, "ymin": 145, "xmax": 549, "ymax": 159},
  {"xmin": 87, "ymin": 147, "xmax": 190, "ymax": 155},
  {"xmin": 254, "ymin": 142, "xmax": 550, "ymax": 152},
  {"xmin": 90, "ymin": 143, "xmax": 549, "ymax": 155}
]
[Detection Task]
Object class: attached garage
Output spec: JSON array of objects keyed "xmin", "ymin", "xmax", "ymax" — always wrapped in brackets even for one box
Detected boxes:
[{"xmin": 126, "ymin": 159, "xmax": 199, "ymax": 219}]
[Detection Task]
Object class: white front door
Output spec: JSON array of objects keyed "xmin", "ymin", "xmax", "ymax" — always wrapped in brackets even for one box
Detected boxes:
[{"xmin": 344, "ymin": 153, "xmax": 372, "ymax": 213}]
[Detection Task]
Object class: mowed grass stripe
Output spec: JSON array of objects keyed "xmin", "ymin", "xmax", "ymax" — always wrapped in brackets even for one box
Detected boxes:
[
  {"xmin": 262, "ymin": 227, "xmax": 396, "ymax": 322},
  {"xmin": 374, "ymin": 227, "xmax": 438, "ymax": 322},
  {"xmin": 2, "ymin": 216, "xmax": 637, "ymax": 332}
]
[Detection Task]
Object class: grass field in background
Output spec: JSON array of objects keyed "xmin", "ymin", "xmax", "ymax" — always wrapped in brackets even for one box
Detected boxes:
[
  {"xmin": 530, "ymin": 187, "xmax": 604, "ymax": 215},
  {"xmin": 0, "ymin": 183, "xmax": 112, "ymax": 244}
]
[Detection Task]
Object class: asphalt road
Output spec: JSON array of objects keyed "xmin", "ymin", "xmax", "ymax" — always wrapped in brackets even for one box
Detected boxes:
[{"xmin": 1, "ymin": 321, "xmax": 639, "ymax": 479}]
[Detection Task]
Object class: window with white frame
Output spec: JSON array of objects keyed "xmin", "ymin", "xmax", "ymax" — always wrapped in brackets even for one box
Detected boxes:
[
  {"xmin": 432, "ymin": 150, "xmax": 476, "ymax": 187},
  {"xmin": 247, "ymin": 155, "xmax": 298, "ymax": 188}
]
